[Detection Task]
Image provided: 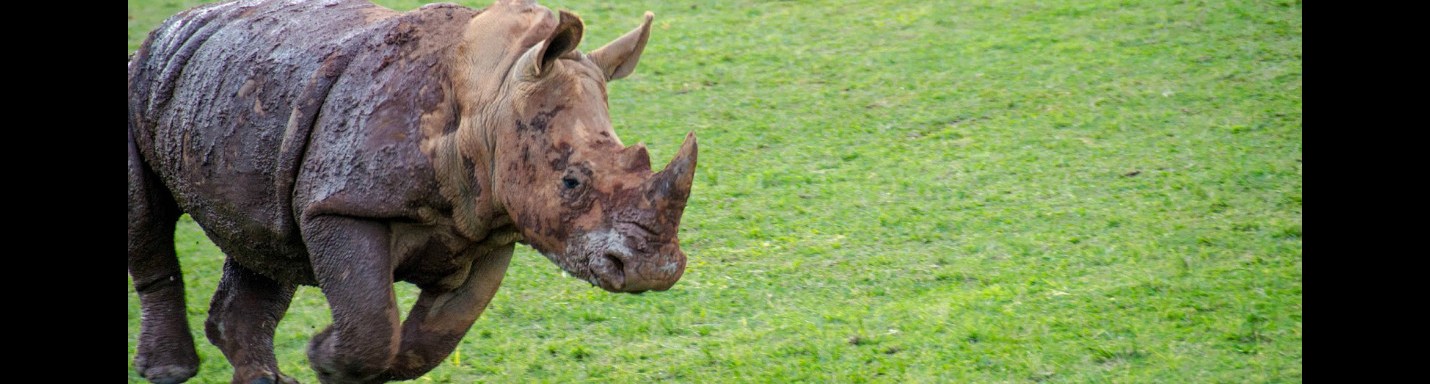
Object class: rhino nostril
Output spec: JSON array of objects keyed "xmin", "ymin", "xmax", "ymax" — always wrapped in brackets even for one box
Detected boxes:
[
  {"xmin": 597, "ymin": 251, "xmax": 628, "ymax": 291},
  {"xmin": 603, "ymin": 251, "xmax": 626, "ymax": 272}
]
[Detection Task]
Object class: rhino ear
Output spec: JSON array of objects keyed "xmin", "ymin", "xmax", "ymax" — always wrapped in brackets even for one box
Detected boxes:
[
  {"xmin": 517, "ymin": 10, "xmax": 585, "ymax": 79},
  {"xmin": 588, "ymin": 12, "xmax": 653, "ymax": 81}
]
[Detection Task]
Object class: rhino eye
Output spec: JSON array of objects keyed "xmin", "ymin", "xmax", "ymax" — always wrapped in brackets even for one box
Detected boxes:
[{"xmin": 562, "ymin": 177, "xmax": 581, "ymax": 189}]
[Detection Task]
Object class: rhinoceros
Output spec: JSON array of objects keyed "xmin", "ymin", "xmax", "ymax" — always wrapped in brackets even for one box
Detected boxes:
[{"xmin": 127, "ymin": 0, "xmax": 696, "ymax": 382}]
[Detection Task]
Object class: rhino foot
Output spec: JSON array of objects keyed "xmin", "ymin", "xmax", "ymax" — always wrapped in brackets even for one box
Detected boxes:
[
  {"xmin": 135, "ymin": 360, "xmax": 198, "ymax": 384},
  {"xmin": 244, "ymin": 372, "xmax": 300, "ymax": 384}
]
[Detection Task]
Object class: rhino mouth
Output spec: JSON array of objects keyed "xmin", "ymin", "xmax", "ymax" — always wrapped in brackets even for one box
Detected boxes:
[
  {"xmin": 560, "ymin": 225, "xmax": 684, "ymax": 294},
  {"xmin": 567, "ymin": 228, "xmax": 636, "ymax": 293}
]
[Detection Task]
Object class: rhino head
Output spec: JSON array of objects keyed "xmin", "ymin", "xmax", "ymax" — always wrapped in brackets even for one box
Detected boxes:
[{"xmin": 455, "ymin": 2, "xmax": 694, "ymax": 293}]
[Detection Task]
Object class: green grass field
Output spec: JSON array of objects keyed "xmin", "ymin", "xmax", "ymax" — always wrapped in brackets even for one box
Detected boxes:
[{"xmin": 128, "ymin": 0, "xmax": 1302, "ymax": 382}]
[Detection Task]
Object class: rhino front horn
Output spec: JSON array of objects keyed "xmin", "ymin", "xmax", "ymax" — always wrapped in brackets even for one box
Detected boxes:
[{"xmin": 648, "ymin": 131, "xmax": 697, "ymax": 211}]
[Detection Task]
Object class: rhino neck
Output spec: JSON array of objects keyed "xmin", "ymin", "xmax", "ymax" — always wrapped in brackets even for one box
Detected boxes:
[
  {"xmin": 422, "ymin": 68, "xmax": 512, "ymax": 242},
  {"xmin": 419, "ymin": 48, "xmax": 507, "ymax": 241},
  {"xmin": 428, "ymin": 4, "xmax": 557, "ymax": 241},
  {"xmin": 423, "ymin": 129, "xmax": 504, "ymax": 242}
]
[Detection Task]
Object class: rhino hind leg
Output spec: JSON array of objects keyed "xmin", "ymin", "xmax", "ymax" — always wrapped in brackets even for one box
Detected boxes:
[
  {"xmin": 129, "ymin": 130, "xmax": 199, "ymax": 383},
  {"xmin": 205, "ymin": 258, "xmax": 299, "ymax": 384}
]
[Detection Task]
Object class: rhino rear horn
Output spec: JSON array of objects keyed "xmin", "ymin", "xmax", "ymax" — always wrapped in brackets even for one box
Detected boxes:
[{"xmin": 621, "ymin": 143, "xmax": 652, "ymax": 173}]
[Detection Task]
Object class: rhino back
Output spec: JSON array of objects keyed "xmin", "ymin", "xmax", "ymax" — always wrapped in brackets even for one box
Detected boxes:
[
  {"xmin": 292, "ymin": 3, "xmax": 479, "ymax": 222},
  {"xmin": 128, "ymin": 0, "xmax": 480, "ymax": 284}
]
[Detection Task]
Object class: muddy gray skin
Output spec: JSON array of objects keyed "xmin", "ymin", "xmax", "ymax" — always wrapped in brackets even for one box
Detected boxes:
[{"xmin": 127, "ymin": 0, "xmax": 696, "ymax": 382}]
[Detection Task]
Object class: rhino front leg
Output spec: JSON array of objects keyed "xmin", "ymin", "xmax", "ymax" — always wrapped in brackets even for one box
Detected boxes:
[
  {"xmin": 129, "ymin": 128, "xmax": 199, "ymax": 384},
  {"xmin": 301, "ymin": 216, "xmax": 400, "ymax": 384},
  {"xmin": 381, "ymin": 245, "xmax": 514, "ymax": 381},
  {"xmin": 205, "ymin": 258, "xmax": 299, "ymax": 384}
]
